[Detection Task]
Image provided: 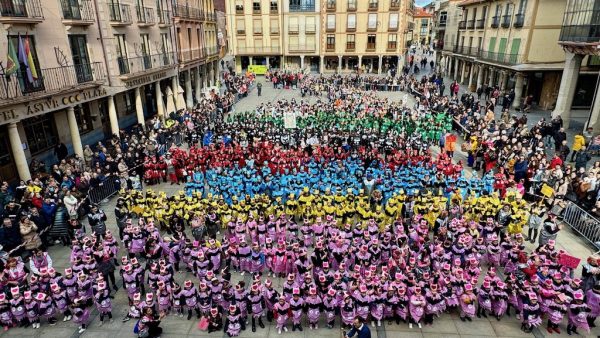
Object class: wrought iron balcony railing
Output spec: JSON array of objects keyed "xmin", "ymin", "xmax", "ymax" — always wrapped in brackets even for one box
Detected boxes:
[
  {"xmin": 501, "ymin": 14, "xmax": 511, "ymax": 28},
  {"xmin": 0, "ymin": 62, "xmax": 105, "ymax": 100},
  {"xmin": 237, "ymin": 46, "xmax": 280, "ymax": 54},
  {"xmin": 491, "ymin": 15, "xmax": 499, "ymax": 28},
  {"xmin": 476, "ymin": 18, "xmax": 485, "ymax": 29},
  {"xmin": 109, "ymin": 2, "xmax": 132, "ymax": 25},
  {"xmin": 0, "ymin": 0, "xmax": 43, "ymax": 23},
  {"xmin": 467, "ymin": 19, "xmax": 475, "ymax": 29},
  {"xmin": 117, "ymin": 52, "xmax": 175, "ymax": 76},
  {"xmin": 481, "ymin": 51, "xmax": 522, "ymax": 64},
  {"xmin": 514, "ymin": 13, "xmax": 524, "ymax": 28},
  {"xmin": 157, "ymin": 8, "xmax": 171, "ymax": 25},
  {"xmin": 61, "ymin": 0, "xmax": 94, "ymax": 23},
  {"xmin": 458, "ymin": 20, "xmax": 466, "ymax": 29},
  {"xmin": 136, "ymin": 5, "xmax": 155, "ymax": 25},
  {"xmin": 204, "ymin": 46, "xmax": 218, "ymax": 57},
  {"xmin": 289, "ymin": 3, "xmax": 315, "ymax": 12}
]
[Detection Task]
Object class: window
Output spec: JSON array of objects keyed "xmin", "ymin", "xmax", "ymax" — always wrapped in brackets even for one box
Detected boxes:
[
  {"xmin": 115, "ymin": 34, "xmax": 128, "ymax": 74},
  {"xmin": 253, "ymin": 19, "xmax": 262, "ymax": 34},
  {"xmin": 517, "ymin": 0, "xmax": 527, "ymax": 14},
  {"xmin": 327, "ymin": 14, "xmax": 335, "ymax": 30},
  {"xmin": 68, "ymin": 35, "xmax": 93, "ymax": 83},
  {"xmin": 389, "ymin": 13, "xmax": 398, "ymax": 30},
  {"xmin": 495, "ymin": 4, "xmax": 501, "ymax": 16},
  {"xmin": 289, "ymin": 16, "xmax": 299, "ymax": 33},
  {"xmin": 235, "ymin": 0, "xmax": 244, "ymax": 13},
  {"xmin": 7, "ymin": 35, "xmax": 43, "ymax": 94},
  {"xmin": 289, "ymin": 35, "xmax": 299, "ymax": 48},
  {"xmin": 368, "ymin": 0, "xmax": 378, "ymax": 10},
  {"xmin": 270, "ymin": 18, "xmax": 279, "ymax": 33},
  {"xmin": 346, "ymin": 34, "xmax": 355, "ymax": 49},
  {"xmin": 306, "ymin": 35, "xmax": 315, "ymax": 49},
  {"xmin": 368, "ymin": 13, "xmax": 377, "ymax": 30},
  {"xmin": 439, "ymin": 11, "xmax": 447, "ymax": 25},
  {"xmin": 347, "ymin": 14, "xmax": 356, "ymax": 30},
  {"xmin": 305, "ymin": 16, "xmax": 315, "ymax": 33},
  {"xmin": 236, "ymin": 19, "xmax": 245, "ymax": 34},
  {"xmin": 270, "ymin": 0, "xmax": 278, "ymax": 12},
  {"xmin": 253, "ymin": 0, "xmax": 261, "ymax": 13},
  {"xmin": 326, "ymin": 34, "xmax": 335, "ymax": 50},
  {"xmin": 390, "ymin": 0, "xmax": 400, "ymax": 8},
  {"xmin": 388, "ymin": 34, "xmax": 397, "ymax": 49},
  {"xmin": 347, "ymin": 0, "xmax": 356, "ymax": 11},
  {"xmin": 367, "ymin": 34, "xmax": 376, "ymax": 49},
  {"xmin": 74, "ymin": 103, "xmax": 93, "ymax": 134},
  {"xmin": 23, "ymin": 115, "xmax": 58, "ymax": 154},
  {"xmin": 327, "ymin": 0, "xmax": 336, "ymax": 10}
]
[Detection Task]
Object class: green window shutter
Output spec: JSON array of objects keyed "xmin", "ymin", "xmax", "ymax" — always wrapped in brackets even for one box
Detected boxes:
[
  {"xmin": 509, "ymin": 38, "xmax": 521, "ymax": 63},
  {"xmin": 498, "ymin": 38, "xmax": 507, "ymax": 62},
  {"xmin": 488, "ymin": 37, "xmax": 496, "ymax": 59}
]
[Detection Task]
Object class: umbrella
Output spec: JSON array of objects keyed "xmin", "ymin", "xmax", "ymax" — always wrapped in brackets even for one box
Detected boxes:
[
  {"xmin": 176, "ymin": 85, "xmax": 186, "ymax": 111},
  {"xmin": 165, "ymin": 86, "xmax": 175, "ymax": 116}
]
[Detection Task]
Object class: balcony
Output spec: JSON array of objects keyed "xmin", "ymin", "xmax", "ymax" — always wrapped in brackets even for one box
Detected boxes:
[
  {"xmin": 501, "ymin": 14, "xmax": 510, "ymax": 28},
  {"xmin": 514, "ymin": 13, "xmax": 524, "ymax": 28},
  {"xmin": 174, "ymin": 3, "xmax": 211, "ymax": 20},
  {"xmin": 387, "ymin": 42, "xmax": 397, "ymax": 51},
  {"xmin": 326, "ymin": 25, "xmax": 335, "ymax": 32},
  {"xmin": 204, "ymin": 46, "xmax": 218, "ymax": 57},
  {"xmin": 467, "ymin": 19, "xmax": 475, "ymax": 29},
  {"xmin": 559, "ymin": 5, "xmax": 600, "ymax": 43},
  {"xmin": 0, "ymin": 0, "xmax": 44, "ymax": 24},
  {"xmin": 346, "ymin": 25, "xmax": 356, "ymax": 32},
  {"xmin": 289, "ymin": 3, "xmax": 315, "ymax": 12},
  {"xmin": 289, "ymin": 44, "xmax": 316, "ymax": 52},
  {"xmin": 347, "ymin": 3, "xmax": 356, "ymax": 11},
  {"xmin": 136, "ymin": 5, "xmax": 155, "ymax": 27},
  {"xmin": 458, "ymin": 20, "xmax": 466, "ymax": 29},
  {"xmin": 388, "ymin": 25, "xmax": 398, "ymax": 32},
  {"xmin": 346, "ymin": 43, "xmax": 355, "ymax": 51},
  {"xmin": 253, "ymin": 27, "xmax": 263, "ymax": 35},
  {"xmin": 157, "ymin": 9, "xmax": 171, "ymax": 27},
  {"xmin": 480, "ymin": 51, "xmax": 522, "ymax": 65},
  {"xmin": 454, "ymin": 46, "xmax": 480, "ymax": 57},
  {"xmin": 60, "ymin": 0, "xmax": 94, "ymax": 26},
  {"xmin": 0, "ymin": 62, "xmax": 106, "ymax": 100},
  {"xmin": 305, "ymin": 24, "xmax": 315, "ymax": 34},
  {"xmin": 117, "ymin": 52, "xmax": 175, "ymax": 77},
  {"xmin": 253, "ymin": 6, "xmax": 261, "ymax": 14},
  {"xmin": 367, "ymin": 25, "xmax": 377, "ymax": 32},
  {"xmin": 326, "ymin": 44, "xmax": 335, "ymax": 52},
  {"xmin": 109, "ymin": 3, "xmax": 132, "ymax": 26},
  {"xmin": 236, "ymin": 29, "xmax": 245, "ymax": 35},
  {"xmin": 235, "ymin": 5, "xmax": 243, "ymax": 14},
  {"xmin": 491, "ymin": 16, "xmax": 499, "ymax": 28},
  {"xmin": 390, "ymin": 0, "xmax": 400, "ymax": 10},
  {"xmin": 366, "ymin": 43, "xmax": 376, "ymax": 51},
  {"xmin": 237, "ymin": 46, "xmax": 281, "ymax": 55},
  {"xmin": 179, "ymin": 48, "xmax": 202, "ymax": 63},
  {"xmin": 438, "ymin": 20, "xmax": 446, "ymax": 27},
  {"xmin": 476, "ymin": 18, "xmax": 485, "ymax": 29},
  {"xmin": 288, "ymin": 24, "xmax": 299, "ymax": 34}
]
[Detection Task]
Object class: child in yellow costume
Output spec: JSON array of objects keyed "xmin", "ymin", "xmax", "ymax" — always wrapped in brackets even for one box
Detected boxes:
[{"xmin": 285, "ymin": 193, "xmax": 299, "ymax": 218}]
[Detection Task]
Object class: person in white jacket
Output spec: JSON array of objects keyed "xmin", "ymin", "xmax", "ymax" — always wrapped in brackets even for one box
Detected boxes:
[{"xmin": 63, "ymin": 190, "xmax": 79, "ymax": 219}]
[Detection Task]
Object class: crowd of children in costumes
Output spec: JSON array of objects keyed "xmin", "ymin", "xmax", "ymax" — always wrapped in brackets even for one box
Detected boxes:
[{"xmin": 1, "ymin": 71, "xmax": 599, "ymax": 338}]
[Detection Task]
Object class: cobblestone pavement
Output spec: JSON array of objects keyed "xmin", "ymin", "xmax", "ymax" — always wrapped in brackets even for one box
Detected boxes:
[{"xmin": 5, "ymin": 75, "xmax": 600, "ymax": 338}]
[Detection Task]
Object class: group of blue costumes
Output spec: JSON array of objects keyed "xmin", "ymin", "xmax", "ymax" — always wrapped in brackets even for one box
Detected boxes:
[{"xmin": 183, "ymin": 157, "xmax": 496, "ymax": 204}]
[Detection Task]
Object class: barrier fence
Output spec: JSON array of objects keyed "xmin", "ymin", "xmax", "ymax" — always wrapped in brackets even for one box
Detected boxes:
[{"xmin": 562, "ymin": 201, "xmax": 600, "ymax": 250}]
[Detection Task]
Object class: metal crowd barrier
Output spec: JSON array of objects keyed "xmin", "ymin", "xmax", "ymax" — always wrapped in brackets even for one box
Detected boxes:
[
  {"xmin": 88, "ymin": 175, "xmax": 121, "ymax": 204},
  {"xmin": 562, "ymin": 201, "xmax": 600, "ymax": 250}
]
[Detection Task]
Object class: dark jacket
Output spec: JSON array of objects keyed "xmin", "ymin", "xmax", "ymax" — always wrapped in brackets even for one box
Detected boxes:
[{"xmin": 347, "ymin": 324, "xmax": 371, "ymax": 338}]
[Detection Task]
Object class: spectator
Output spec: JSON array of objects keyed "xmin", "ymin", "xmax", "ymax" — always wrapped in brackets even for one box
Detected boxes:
[
  {"xmin": 0, "ymin": 218, "xmax": 22, "ymax": 254},
  {"xmin": 87, "ymin": 205, "xmax": 107, "ymax": 237},
  {"xmin": 571, "ymin": 131, "xmax": 586, "ymax": 162},
  {"xmin": 345, "ymin": 317, "xmax": 371, "ymax": 338},
  {"xmin": 19, "ymin": 215, "xmax": 42, "ymax": 253},
  {"xmin": 28, "ymin": 248, "xmax": 52, "ymax": 276},
  {"xmin": 54, "ymin": 142, "xmax": 68, "ymax": 162},
  {"xmin": 575, "ymin": 146, "xmax": 592, "ymax": 171}
]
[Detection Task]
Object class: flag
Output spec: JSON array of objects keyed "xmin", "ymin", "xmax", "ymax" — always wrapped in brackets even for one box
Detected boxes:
[
  {"xmin": 5, "ymin": 38, "xmax": 19, "ymax": 75},
  {"xmin": 17, "ymin": 34, "xmax": 33, "ymax": 83},
  {"xmin": 23, "ymin": 35, "xmax": 38, "ymax": 80}
]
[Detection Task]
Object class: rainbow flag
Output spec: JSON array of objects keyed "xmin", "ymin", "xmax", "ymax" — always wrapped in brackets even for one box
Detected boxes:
[
  {"xmin": 17, "ymin": 34, "xmax": 33, "ymax": 83},
  {"xmin": 23, "ymin": 35, "xmax": 38, "ymax": 80},
  {"xmin": 5, "ymin": 38, "xmax": 19, "ymax": 75}
]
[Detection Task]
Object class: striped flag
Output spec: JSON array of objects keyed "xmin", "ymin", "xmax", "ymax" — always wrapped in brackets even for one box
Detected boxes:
[
  {"xmin": 24, "ymin": 35, "xmax": 38, "ymax": 80},
  {"xmin": 17, "ymin": 34, "xmax": 33, "ymax": 83}
]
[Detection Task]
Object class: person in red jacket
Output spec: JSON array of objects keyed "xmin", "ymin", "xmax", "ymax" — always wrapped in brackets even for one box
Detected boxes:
[{"xmin": 549, "ymin": 153, "xmax": 563, "ymax": 169}]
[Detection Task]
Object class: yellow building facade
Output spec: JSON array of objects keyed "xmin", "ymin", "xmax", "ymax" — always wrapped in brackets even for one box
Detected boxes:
[
  {"xmin": 413, "ymin": 7, "xmax": 433, "ymax": 46},
  {"xmin": 226, "ymin": 0, "xmax": 415, "ymax": 74},
  {"xmin": 439, "ymin": 0, "xmax": 598, "ymax": 117}
]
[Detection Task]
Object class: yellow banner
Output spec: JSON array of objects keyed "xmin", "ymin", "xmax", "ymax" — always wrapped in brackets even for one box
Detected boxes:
[
  {"xmin": 541, "ymin": 184, "xmax": 554, "ymax": 197},
  {"xmin": 248, "ymin": 65, "xmax": 268, "ymax": 75}
]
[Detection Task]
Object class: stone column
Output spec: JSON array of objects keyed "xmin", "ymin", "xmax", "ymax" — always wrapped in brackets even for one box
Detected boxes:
[
  {"xmin": 213, "ymin": 61, "xmax": 218, "ymax": 84},
  {"xmin": 337, "ymin": 55, "xmax": 342, "ymax": 72},
  {"xmin": 135, "ymin": 87, "xmax": 145, "ymax": 129},
  {"xmin": 201, "ymin": 65, "xmax": 207, "ymax": 88},
  {"xmin": 107, "ymin": 95, "xmax": 119, "ymax": 136},
  {"xmin": 320, "ymin": 56, "xmax": 325, "ymax": 73},
  {"xmin": 476, "ymin": 65, "xmax": 484, "ymax": 90},
  {"xmin": 266, "ymin": 57, "xmax": 270, "ymax": 68},
  {"xmin": 552, "ymin": 52, "xmax": 583, "ymax": 128},
  {"xmin": 467, "ymin": 63, "xmax": 475, "ymax": 90},
  {"xmin": 459, "ymin": 61, "xmax": 466, "ymax": 84},
  {"xmin": 397, "ymin": 57, "xmax": 401, "ymax": 72},
  {"xmin": 512, "ymin": 72, "xmax": 525, "ymax": 109},
  {"xmin": 185, "ymin": 70, "xmax": 193, "ymax": 108},
  {"xmin": 358, "ymin": 55, "xmax": 362, "ymax": 72},
  {"xmin": 378, "ymin": 55, "xmax": 383, "ymax": 74},
  {"xmin": 195, "ymin": 67, "xmax": 202, "ymax": 101},
  {"xmin": 587, "ymin": 88, "xmax": 600, "ymax": 131},
  {"xmin": 488, "ymin": 68, "xmax": 494, "ymax": 87},
  {"xmin": 300, "ymin": 55, "xmax": 305, "ymax": 69},
  {"xmin": 155, "ymin": 82, "xmax": 165, "ymax": 120},
  {"xmin": 248, "ymin": 56, "xmax": 253, "ymax": 66},
  {"xmin": 66, "ymin": 107, "xmax": 83, "ymax": 159},
  {"xmin": 7, "ymin": 122, "xmax": 30, "ymax": 181}
]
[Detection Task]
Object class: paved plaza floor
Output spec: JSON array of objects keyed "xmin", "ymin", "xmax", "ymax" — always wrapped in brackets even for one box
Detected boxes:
[{"xmin": 5, "ymin": 75, "xmax": 600, "ymax": 338}]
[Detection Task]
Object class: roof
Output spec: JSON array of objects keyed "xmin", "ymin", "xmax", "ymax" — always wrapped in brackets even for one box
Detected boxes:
[
  {"xmin": 414, "ymin": 7, "xmax": 434, "ymax": 17},
  {"xmin": 457, "ymin": 0, "xmax": 487, "ymax": 7}
]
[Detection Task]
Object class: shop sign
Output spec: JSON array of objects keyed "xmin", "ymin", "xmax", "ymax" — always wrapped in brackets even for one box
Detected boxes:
[
  {"xmin": 0, "ymin": 87, "xmax": 107, "ymax": 125},
  {"xmin": 123, "ymin": 71, "xmax": 168, "ymax": 88}
]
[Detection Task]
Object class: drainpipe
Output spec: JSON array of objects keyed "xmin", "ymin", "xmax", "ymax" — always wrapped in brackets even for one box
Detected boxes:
[{"xmin": 93, "ymin": 0, "xmax": 112, "ymax": 87}]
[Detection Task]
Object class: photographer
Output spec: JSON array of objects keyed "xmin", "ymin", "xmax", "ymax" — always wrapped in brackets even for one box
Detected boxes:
[{"xmin": 87, "ymin": 204, "xmax": 107, "ymax": 238}]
